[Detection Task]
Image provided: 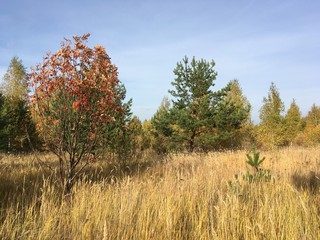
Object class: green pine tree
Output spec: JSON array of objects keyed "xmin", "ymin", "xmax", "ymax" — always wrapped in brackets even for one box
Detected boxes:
[
  {"xmin": 103, "ymin": 84, "xmax": 134, "ymax": 162},
  {"xmin": 305, "ymin": 104, "xmax": 320, "ymax": 127},
  {"xmin": 168, "ymin": 56, "xmax": 249, "ymax": 152},
  {"xmin": 258, "ymin": 82, "xmax": 286, "ymax": 148},
  {"xmin": 151, "ymin": 97, "xmax": 179, "ymax": 154},
  {"xmin": 284, "ymin": 99, "xmax": 303, "ymax": 145},
  {"xmin": 214, "ymin": 79, "xmax": 251, "ymax": 149},
  {"xmin": 300, "ymin": 104, "xmax": 320, "ymax": 146},
  {"xmin": 0, "ymin": 57, "xmax": 39, "ymax": 152}
]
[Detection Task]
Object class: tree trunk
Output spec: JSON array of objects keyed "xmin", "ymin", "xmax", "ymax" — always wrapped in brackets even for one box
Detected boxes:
[
  {"xmin": 64, "ymin": 163, "xmax": 75, "ymax": 195},
  {"xmin": 189, "ymin": 130, "xmax": 196, "ymax": 153}
]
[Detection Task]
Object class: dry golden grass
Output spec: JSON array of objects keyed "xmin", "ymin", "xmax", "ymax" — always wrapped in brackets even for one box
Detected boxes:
[{"xmin": 0, "ymin": 147, "xmax": 319, "ymax": 239}]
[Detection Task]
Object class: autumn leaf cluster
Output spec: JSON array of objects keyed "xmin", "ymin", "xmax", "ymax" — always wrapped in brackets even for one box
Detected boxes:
[{"xmin": 28, "ymin": 34, "xmax": 122, "ymax": 129}]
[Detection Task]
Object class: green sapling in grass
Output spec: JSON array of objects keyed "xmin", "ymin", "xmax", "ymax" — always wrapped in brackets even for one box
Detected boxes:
[
  {"xmin": 246, "ymin": 148, "xmax": 265, "ymax": 172},
  {"xmin": 245, "ymin": 148, "xmax": 271, "ymax": 182}
]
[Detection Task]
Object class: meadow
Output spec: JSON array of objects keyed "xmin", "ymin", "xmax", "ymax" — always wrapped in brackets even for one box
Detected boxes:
[{"xmin": 0, "ymin": 147, "xmax": 319, "ymax": 239}]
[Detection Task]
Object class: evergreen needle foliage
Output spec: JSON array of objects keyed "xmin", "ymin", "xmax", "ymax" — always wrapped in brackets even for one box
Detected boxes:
[
  {"xmin": 246, "ymin": 148, "xmax": 266, "ymax": 172},
  {"xmin": 162, "ymin": 56, "xmax": 249, "ymax": 152},
  {"xmin": 245, "ymin": 148, "xmax": 271, "ymax": 182}
]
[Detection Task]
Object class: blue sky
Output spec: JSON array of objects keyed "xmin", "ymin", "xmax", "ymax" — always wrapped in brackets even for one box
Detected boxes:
[{"xmin": 1, "ymin": 0, "xmax": 319, "ymax": 122}]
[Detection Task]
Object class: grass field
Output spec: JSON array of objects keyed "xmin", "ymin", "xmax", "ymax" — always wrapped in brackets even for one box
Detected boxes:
[{"xmin": 0, "ymin": 147, "xmax": 319, "ymax": 239}]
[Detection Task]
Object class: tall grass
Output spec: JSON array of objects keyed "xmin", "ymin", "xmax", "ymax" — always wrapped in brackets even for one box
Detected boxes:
[{"xmin": 0, "ymin": 147, "xmax": 319, "ymax": 239}]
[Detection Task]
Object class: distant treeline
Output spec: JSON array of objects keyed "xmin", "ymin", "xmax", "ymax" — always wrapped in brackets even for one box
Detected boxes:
[{"xmin": 1, "ymin": 51, "xmax": 320, "ymax": 157}]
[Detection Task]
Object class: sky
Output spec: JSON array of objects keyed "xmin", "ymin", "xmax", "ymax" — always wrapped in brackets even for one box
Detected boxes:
[{"xmin": 1, "ymin": 0, "xmax": 319, "ymax": 123}]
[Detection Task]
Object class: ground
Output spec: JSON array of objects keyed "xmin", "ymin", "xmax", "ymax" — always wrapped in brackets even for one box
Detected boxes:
[{"xmin": 0, "ymin": 147, "xmax": 319, "ymax": 239}]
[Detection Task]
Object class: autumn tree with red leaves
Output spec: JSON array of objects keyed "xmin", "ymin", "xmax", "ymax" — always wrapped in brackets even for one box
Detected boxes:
[{"xmin": 27, "ymin": 34, "xmax": 125, "ymax": 193}]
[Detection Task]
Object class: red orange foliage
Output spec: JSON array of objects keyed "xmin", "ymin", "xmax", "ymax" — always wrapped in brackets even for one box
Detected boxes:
[
  {"xmin": 29, "ymin": 34, "xmax": 122, "ymax": 126},
  {"xmin": 27, "ymin": 34, "xmax": 124, "ymax": 192}
]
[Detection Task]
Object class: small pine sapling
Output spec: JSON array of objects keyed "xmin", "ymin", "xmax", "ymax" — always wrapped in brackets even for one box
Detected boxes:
[
  {"xmin": 245, "ymin": 148, "xmax": 271, "ymax": 182},
  {"xmin": 246, "ymin": 148, "xmax": 265, "ymax": 172}
]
